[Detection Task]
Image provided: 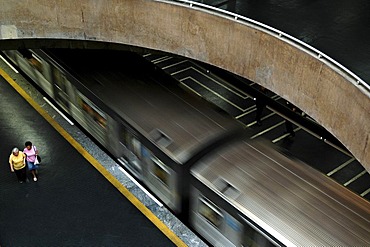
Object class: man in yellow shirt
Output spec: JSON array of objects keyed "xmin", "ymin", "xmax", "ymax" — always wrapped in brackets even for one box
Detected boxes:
[{"xmin": 9, "ymin": 147, "xmax": 27, "ymax": 183}]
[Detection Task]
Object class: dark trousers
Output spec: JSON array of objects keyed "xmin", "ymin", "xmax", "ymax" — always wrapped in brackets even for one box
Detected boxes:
[
  {"xmin": 255, "ymin": 105, "xmax": 264, "ymax": 122},
  {"xmin": 285, "ymin": 120, "xmax": 294, "ymax": 135},
  {"xmin": 255, "ymin": 101, "xmax": 266, "ymax": 123},
  {"xmin": 14, "ymin": 167, "xmax": 27, "ymax": 182}
]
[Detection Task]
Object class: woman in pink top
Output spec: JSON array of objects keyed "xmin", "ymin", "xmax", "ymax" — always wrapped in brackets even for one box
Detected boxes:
[{"xmin": 23, "ymin": 141, "xmax": 39, "ymax": 182}]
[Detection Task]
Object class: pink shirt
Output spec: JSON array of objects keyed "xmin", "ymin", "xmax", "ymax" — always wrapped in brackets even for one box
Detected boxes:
[{"xmin": 23, "ymin": 146, "xmax": 38, "ymax": 162}]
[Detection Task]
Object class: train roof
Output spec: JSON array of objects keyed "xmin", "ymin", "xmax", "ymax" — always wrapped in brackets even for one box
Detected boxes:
[
  {"xmin": 191, "ymin": 140, "xmax": 370, "ymax": 246},
  {"xmin": 46, "ymin": 49, "xmax": 243, "ymax": 164}
]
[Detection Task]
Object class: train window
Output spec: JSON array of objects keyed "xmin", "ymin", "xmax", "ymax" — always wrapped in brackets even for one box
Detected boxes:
[
  {"xmin": 198, "ymin": 197, "xmax": 223, "ymax": 229},
  {"xmin": 120, "ymin": 128, "xmax": 131, "ymax": 147},
  {"xmin": 29, "ymin": 52, "xmax": 44, "ymax": 73},
  {"xmin": 131, "ymin": 138, "xmax": 142, "ymax": 159},
  {"xmin": 78, "ymin": 93, "xmax": 107, "ymax": 128},
  {"xmin": 239, "ymin": 216, "xmax": 280, "ymax": 247},
  {"xmin": 120, "ymin": 128, "xmax": 143, "ymax": 159},
  {"xmin": 151, "ymin": 157, "xmax": 170, "ymax": 187},
  {"xmin": 19, "ymin": 49, "xmax": 43, "ymax": 73}
]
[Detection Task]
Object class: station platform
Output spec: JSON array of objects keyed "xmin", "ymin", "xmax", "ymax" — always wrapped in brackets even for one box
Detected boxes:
[{"xmin": 0, "ymin": 60, "xmax": 206, "ymax": 246}]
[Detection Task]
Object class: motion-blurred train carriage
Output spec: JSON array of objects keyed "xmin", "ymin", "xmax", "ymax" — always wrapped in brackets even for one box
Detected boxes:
[
  {"xmin": 189, "ymin": 139, "xmax": 370, "ymax": 246},
  {"xmin": 3, "ymin": 48, "xmax": 369, "ymax": 246}
]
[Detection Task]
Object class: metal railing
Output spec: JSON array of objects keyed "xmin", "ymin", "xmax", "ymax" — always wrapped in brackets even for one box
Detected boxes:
[{"xmin": 154, "ymin": 0, "xmax": 370, "ymax": 95}]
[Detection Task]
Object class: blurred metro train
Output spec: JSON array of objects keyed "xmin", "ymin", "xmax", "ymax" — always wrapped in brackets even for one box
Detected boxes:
[{"xmin": 3, "ymin": 48, "xmax": 369, "ymax": 247}]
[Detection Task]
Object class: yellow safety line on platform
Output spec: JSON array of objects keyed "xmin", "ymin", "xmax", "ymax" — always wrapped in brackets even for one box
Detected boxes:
[{"xmin": 0, "ymin": 68, "xmax": 187, "ymax": 247}]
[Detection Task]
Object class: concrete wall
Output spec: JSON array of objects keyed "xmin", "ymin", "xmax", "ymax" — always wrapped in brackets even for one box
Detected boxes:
[{"xmin": 1, "ymin": 0, "xmax": 369, "ymax": 172}]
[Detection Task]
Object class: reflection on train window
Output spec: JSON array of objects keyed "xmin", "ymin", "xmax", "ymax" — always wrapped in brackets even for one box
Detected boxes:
[
  {"xmin": 198, "ymin": 197, "xmax": 223, "ymax": 229},
  {"xmin": 78, "ymin": 94, "xmax": 107, "ymax": 128},
  {"xmin": 151, "ymin": 157, "xmax": 170, "ymax": 187}
]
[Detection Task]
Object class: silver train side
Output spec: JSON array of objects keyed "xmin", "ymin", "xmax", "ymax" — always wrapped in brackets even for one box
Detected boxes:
[{"xmin": 4, "ymin": 49, "xmax": 369, "ymax": 247}]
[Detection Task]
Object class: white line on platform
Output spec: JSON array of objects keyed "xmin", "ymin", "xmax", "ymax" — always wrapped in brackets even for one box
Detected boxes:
[
  {"xmin": 117, "ymin": 163, "xmax": 163, "ymax": 208},
  {"xmin": 43, "ymin": 97, "xmax": 74, "ymax": 125},
  {"xmin": 0, "ymin": 55, "xmax": 19, "ymax": 73}
]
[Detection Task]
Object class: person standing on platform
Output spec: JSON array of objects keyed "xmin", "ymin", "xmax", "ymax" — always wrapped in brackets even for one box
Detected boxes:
[
  {"xmin": 285, "ymin": 101, "xmax": 296, "ymax": 137},
  {"xmin": 255, "ymin": 86, "xmax": 268, "ymax": 126},
  {"xmin": 9, "ymin": 147, "xmax": 27, "ymax": 183},
  {"xmin": 23, "ymin": 141, "xmax": 39, "ymax": 182}
]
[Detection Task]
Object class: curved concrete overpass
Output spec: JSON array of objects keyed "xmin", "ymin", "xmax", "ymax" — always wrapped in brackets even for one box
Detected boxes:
[{"xmin": 1, "ymin": 0, "xmax": 369, "ymax": 172}]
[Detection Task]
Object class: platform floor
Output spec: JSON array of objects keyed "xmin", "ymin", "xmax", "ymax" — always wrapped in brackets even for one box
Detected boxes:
[{"xmin": 0, "ymin": 61, "xmax": 206, "ymax": 246}]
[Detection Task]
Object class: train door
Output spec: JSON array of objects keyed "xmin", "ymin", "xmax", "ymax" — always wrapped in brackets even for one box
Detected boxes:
[
  {"xmin": 51, "ymin": 67, "xmax": 71, "ymax": 114},
  {"xmin": 74, "ymin": 92, "xmax": 108, "ymax": 146},
  {"xmin": 189, "ymin": 188, "xmax": 243, "ymax": 247},
  {"xmin": 145, "ymin": 155, "xmax": 178, "ymax": 212},
  {"xmin": 117, "ymin": 125, "xmax": 145, "ymax": 180},
  {"xmin": 117, "ymin": 124, "xmax": 179, "ymax": 212}
]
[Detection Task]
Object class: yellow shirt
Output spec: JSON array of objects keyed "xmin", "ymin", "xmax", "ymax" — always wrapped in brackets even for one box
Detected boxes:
[{"xmin": 9, "ymin": 151, "xmax": 26, "ymax": 170}]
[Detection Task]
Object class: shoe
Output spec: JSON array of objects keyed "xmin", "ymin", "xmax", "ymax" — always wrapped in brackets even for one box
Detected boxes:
[
  {"xmin": 284, "ymin": 131, "xmax": 295, "ymax": 137},
  {"xmin": 33, "ymin": 177, "xmax": 38, "ymax": 182},
  {"xmin": 19, "ymin": 181, "xmax": 23, "ymax": 184}
]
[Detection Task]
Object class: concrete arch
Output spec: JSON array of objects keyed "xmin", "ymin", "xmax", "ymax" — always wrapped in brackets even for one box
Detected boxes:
[{"xmin": 1, "ymin": 0, "xmax": 369, "ymax": 172}]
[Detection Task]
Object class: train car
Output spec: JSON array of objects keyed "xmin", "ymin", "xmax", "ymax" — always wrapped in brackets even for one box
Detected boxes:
[
  {"xmin": 189, "ymin": 139, "xmax": 370, "ymax": 246},
  {"xmin": 4, "ymin": 48, "xmax": 370, "ymax": 246},
  {"xmin": 3, "ymin": 48, "xmax": 244, "ymax": 216}
]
